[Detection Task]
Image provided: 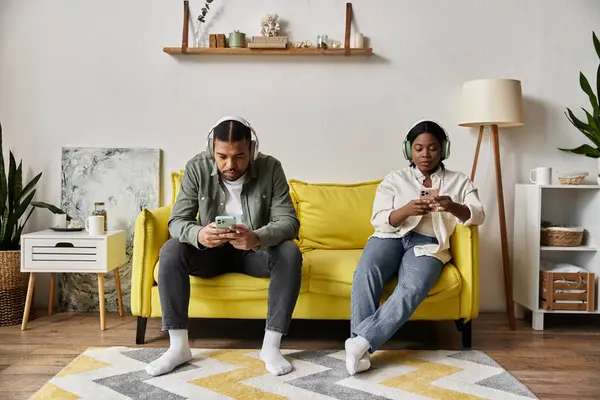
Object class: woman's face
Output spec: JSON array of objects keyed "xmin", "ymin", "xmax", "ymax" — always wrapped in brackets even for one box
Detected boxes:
[{"xmin": 411, "ymin": 132, "xmax": 442, "ymax": 172}]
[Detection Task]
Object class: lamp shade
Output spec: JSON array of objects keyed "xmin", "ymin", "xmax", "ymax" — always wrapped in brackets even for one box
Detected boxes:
[{"xmin": 458, "ymin": 78, "xmax": 524, "ymax": 128}]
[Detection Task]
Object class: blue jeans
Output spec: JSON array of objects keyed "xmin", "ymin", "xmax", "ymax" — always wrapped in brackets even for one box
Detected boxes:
[{"xmin": 351, "ymin": 232, "xmax": 444, "ymax": 352}]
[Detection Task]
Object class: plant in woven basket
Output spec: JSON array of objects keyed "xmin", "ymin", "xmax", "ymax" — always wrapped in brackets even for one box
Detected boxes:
[
  {"xmin": 0, "ymin": 122, "xmax": 42, "ymax": 251},
  {"xmin": 558, "ymin": 31, "xmax": 600, "ymax": 159}
]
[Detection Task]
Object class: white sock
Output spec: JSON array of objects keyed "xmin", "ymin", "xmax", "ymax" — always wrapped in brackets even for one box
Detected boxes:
[
  {"xmin": 145, "ymin": 329, "xmax": 193, "ymax": 377},
  {"xmin": 345, "ymin": 336, "xmax": 371, "ymax": 375},
  {"xmin": 259, "ymin": 330, "xmax": 293, "ymax": 376}
]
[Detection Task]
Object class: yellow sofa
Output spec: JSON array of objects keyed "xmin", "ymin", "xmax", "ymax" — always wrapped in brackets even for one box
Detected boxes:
[{"xmin": 131, "ymin": 172, "xmax": 479, "ymax": 347}]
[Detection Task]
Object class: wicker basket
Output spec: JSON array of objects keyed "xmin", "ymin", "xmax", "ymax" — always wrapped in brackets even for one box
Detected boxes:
[
  {"xmin": 0, "ymin": 250, "xmax": 36, "ymax": 326},
  {"xmin": 540, "ymin": 227, "xmax": 584, "ymax": 247},
  {"xmin": 558, "ymin": 176, "xmax": 586, "ymax": 185}
]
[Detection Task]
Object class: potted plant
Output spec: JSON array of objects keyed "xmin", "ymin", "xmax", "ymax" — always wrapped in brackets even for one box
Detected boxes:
[
  {"xmin": 559, "ymin": 31, "xmax": 600, "ymax": 184},
  {"xmin": 228, "ymin": 30, "xmax": 246, "ymax": 48},
  {"xmin": 0, "ymin": 122, "xmax": 42, "ymax": 326}
]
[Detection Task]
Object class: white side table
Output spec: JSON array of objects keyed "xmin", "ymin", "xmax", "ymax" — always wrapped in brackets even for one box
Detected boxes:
[{"xmin": 20, "ymin": 229, "xmax": 127, "ymax": 331}]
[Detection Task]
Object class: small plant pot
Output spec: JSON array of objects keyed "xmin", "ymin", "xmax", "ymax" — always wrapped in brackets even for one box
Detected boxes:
[{"xmin": 228, "ymin": 32, "xmax": 246, "ymax": 48}]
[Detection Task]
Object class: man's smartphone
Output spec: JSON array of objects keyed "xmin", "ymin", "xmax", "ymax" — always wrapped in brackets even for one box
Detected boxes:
[
  {"xmin": 215, "ymin": 216, "xmax": 236, "ymax": 232},
  {"xmin": 419, "ymin": 188, "xmax": 438, "ymax": 201}
]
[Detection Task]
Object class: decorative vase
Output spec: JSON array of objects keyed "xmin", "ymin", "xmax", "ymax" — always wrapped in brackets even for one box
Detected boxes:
[
  {"xmin": 193, "ymin": 22, "xmax": 208, "ymax": 48},
  {"xmin": 0, "ymin": 250, "xmax": 36, "ymax": 326},
  {"xmin": 228, "ymin": 31, "xmax": 246, "ymax": 48}
]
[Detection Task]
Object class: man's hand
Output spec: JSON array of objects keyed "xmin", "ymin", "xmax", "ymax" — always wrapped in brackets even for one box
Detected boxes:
[
  {"xmin": 219, "ymin": 224, "xmax": 260, "ymax": 250},
  {"xmin": 198, "ymin": 223, "xmax": 231, "ymax": 248}
]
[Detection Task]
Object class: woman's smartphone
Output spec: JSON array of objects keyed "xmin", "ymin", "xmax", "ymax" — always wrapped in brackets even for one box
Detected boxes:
[
  {"xmin": 419, "ymin": 188, "xmax": 438, "ymax": 201},
  {"xmin": 215, "ymin": 216, "xmax": 236, "ymax": 231}
]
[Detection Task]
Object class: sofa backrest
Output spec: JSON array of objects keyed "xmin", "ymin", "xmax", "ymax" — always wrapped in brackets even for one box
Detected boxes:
[
  {"xmin": 170, "ymin": 171, "xmax": 380, "ymax": 251},
  {"xmin": 288, "ymin": 180, "xmax": 380, "ymax": 251}
]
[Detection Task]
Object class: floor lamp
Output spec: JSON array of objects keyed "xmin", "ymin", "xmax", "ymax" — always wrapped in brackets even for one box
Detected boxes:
[{"xmin": 458, "ymin": 78, "xmax": 524, "ymax": 331}]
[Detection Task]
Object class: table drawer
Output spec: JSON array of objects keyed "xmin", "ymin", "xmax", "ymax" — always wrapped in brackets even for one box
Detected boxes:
[{"xmin": 22, "ymin": 238, "xmax": 106, "ymax": 272}]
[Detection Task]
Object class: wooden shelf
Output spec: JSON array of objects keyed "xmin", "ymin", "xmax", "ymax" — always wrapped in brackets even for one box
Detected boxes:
[
  {"xmin": 168, "ymin": 1, "xmax": 373, "ymax": 59},
  {"xmin": 540, "ymin": 245, "xmax": 598, "ymax": 252},
  {"xmin": 163, "ymin": 47, "xmax": 373, "ymax": 56}
]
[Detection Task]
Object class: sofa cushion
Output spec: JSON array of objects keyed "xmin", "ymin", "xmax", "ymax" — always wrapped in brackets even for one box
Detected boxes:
[
  {"xmin": 153, "ymin": 255, "xmax": 310, "ymax": 300},
  {"xmin": 304, "ymin": 249, "xmax": 461, "ymax": 300},
  {"xmin": 289, "ymin": 180, "xmax": 380, "ymax": 251},
  {"xmin": 171, "ymin": 170, "xmax": 184, "ymax": 205}
]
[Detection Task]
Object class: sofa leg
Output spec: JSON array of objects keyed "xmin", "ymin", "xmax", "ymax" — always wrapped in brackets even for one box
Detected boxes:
[
  {"xmin": 136, "ymin": 317, "xmax": 148, "ymax": 345},
  {"xmin": 454, "ymin": 319, "xmax": 472, "ymax": 348}
]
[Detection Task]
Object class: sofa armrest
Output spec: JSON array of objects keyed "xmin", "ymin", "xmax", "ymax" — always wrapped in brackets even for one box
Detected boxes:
[
  {"xmin": 450, "ymin": 224, "xmax": 479, "ymax": 320},
  {"xmin": 131, "ymin": 206, "xmax": 171, "ymax": 317}
]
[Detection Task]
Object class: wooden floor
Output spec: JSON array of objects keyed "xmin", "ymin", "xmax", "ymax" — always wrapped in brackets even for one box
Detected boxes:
[{"xmin": 0, "ymin": 311, "xmax": 599, "ymax": 399}]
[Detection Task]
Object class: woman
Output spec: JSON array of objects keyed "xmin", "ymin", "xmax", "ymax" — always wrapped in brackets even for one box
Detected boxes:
[{"xmin": 345, "ymin": 119, "xmax": 485, "ymax": 375}]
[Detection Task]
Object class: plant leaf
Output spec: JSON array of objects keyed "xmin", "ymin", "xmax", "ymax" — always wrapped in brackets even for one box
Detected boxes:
[
  {"xmin": 580, "ymin": 72, "xmax": 600, "ymax": 116},
  {"xmin": 18, "ymin": 172, "xmax": 41, "ymax": 203},
  {"xmin": 597, "ymin": 64, "xmax": 600, "ymax": 110},
  {"xmin": 0, "ymin": 208, "xmax": 7, "ymax": 244},
  {"xmin": 582, "ymin": 108, "xmax": 600, "ymax": 144},
  {"xmin": 13, "ymin": 161, "xmax": 22, "ymax": 208},
  {"xmin": 206, "ymin": 0, "xmax": 213, "ymax": 3},
  {"xmin": 206, "ymin": 3, "xmax": 210, "ymax": 10},
  {"xmin": 7, "ymin": 151, "xmax": 16, "ymax": 209},
  {"xmin": 31, "ymin": 201, "xmax": 71, "ymax": 220},
  {"xmin": 12, "ymin": 207, "xmax": 34, "ymax": 249},
  {"xmin": 0, "ymin": 124, "xmax": 7, "ymax": 216},
  {"xmin": 565, "ymin": 109, "xmax": 600, "ymax": 147},
  {"xmin": 558, "ymin": 144, "xmax": 600, "ymax": 158},
  {"xmin": 594, "ymin": 31, "xmax": 600, "ymax": 60}
]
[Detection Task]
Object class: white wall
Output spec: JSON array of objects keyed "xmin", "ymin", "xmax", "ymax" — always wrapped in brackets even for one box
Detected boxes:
[{"xmin": 1, "ymin": 0, "xmax": 600, "ymax": 312}]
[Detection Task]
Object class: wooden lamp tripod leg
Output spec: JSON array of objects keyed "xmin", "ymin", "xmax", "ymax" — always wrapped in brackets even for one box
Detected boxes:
[
  {"xmin": 470, "ymin": 125, "xmax": 516, "ymax": 330},
  {"xmin": 491, "ymin": 124, "xmax": 516, "ymax": 330}
]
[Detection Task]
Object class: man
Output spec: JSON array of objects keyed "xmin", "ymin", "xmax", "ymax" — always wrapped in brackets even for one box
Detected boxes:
[{"xmin": 145, "ymin": 116, "xmax": 302, "ymax": 377}]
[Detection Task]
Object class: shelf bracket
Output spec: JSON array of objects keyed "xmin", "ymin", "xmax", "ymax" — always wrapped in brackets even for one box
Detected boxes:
[
  {"xmin": 181, "ymin": 0, "xmax": 190, "ymax": 54},
  {"xmin": 344, "ymin": 3, "xmax": 352, "ymax": 56}
]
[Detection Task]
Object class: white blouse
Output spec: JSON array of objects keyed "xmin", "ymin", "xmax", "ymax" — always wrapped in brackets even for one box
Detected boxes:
[{"xmin": 370, "ymin": 166, "xmax": 485, "ymax": 263}]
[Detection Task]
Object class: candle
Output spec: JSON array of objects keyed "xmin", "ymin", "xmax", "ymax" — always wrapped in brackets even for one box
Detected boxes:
[{"xmin": 353, "ymin": 33, "xmax": 364, "ymax": 48}]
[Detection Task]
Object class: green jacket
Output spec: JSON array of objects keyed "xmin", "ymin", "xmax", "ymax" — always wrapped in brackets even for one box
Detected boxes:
[{"xmin": 168, "ymin": 152, "xmax": 300, "ymax": 249}]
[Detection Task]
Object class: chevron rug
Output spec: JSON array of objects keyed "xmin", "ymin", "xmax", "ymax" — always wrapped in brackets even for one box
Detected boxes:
[{"xmin": 30, "ymin": 346, "xmax": 537, "ymax": 400}]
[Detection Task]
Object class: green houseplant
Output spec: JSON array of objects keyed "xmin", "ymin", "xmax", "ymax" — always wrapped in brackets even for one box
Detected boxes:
[
  {"xmin": 559, "ymin": 31, "xmax": 600, "ymax": 184},
  {"xmin": 0, "ymin": 122, "xmax": 42, "ymax": 326}
]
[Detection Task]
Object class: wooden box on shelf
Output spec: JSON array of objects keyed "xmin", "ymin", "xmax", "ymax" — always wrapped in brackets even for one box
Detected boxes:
[{"xmin": 539, "ymin": 271, "xmax": 595, "ymax": 312}]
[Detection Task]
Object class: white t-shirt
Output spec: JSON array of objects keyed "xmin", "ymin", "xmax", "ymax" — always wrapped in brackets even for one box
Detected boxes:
[{"xmin": 223, "ymin": 174, "xmax": 246, "ymax": 224}]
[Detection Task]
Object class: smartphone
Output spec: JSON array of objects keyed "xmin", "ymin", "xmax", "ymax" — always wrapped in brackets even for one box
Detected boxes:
[
  {"xmin": 215, "ymin": 216, "xmax": 236, "ymax": 231},
  {"xmin": 419, "ymin": 188, "xmax": 438, "ymax": 201}
]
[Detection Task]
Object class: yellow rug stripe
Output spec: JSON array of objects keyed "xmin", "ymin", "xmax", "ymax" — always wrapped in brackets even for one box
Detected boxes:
[
  {"xmin": 30, "ymin": 382, "xmax": 80, "ymax": 400},
  {"xmin": 56, "ymin": 354, "xmax": 110, "ymax": 377},
  {"xmin": 375, "ymin": 351, "xmax": 486, "ymax": 400},
  {"xmin": 189, "ymin": 349, "xmax": 286, "ymax": 399}
]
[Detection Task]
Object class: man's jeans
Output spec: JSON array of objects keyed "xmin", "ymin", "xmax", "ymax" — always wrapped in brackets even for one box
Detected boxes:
[
  {"xmin": 158, "ymin": 239, "xmax": 303, "ymax": 334},
  {"xmin": 351, "ymin": 233, "xmax": 444, "ymax": 352}
]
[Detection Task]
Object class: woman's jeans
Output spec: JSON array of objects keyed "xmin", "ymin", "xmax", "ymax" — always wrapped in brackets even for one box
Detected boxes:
[{"xmin": 351, "ymin": 232, "xmax": 444, "ymax": 352}]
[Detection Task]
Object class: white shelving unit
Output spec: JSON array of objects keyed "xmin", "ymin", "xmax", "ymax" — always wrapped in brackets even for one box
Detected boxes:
[{"xmin": 512, "ymin": 184, "xmax": 600, "ymax": 330}]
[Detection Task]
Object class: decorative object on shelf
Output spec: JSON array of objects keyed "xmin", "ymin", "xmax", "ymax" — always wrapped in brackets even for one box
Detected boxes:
[
  {"xmin": 193, "ymin": 0, "xmax": 215, "ymax": 47},
  {"xmin": 228, "ymin": 30, "xmax": 246, "ymax": 48},
  {"xmin": 260, "ymin": 13, "xmax": 281, "ymax": 37},
  {"xmin": 293, "ymin": 40, "xmax": 312, "ymax": 48},
  {"xmin": 209, "ymin": 34, "xmax": 226, "ymax": 48},
  {"xmin": 353, "ymin": 32, "xmax": 364, "ymax": 48},
  {"xmin": 92, "ymin": 202, "xmax": 108, "ymax": 232},
  {"xmin": 540, "ymin": 270, "xmax": 595, "ymax": 312},
  {"xmin": 330, "ymin": 40, "xmax": 341, "ymax": 49},
  {"xmin": 540, "ymin": 223, "xmax": 585, "ymax": 247},
  {"xmin": 459, "ymin": 78, "xmax": 524, "ymax": 331},
  {"xmin": 59, "ymin": 147, "xmax": 160, "ymax": 313},
  {"xmin": 30, "ymin": 201, "xmax": 85, "ymax": 230},
  {"xmin": 0, "ymin": 122, "xmax": 42, "ymax": 327},
  {"xmin": 558, "ymin": 31, "xmax": 600, "ymax": 185},
  {"xmin": 557, "ymin": 171, "xmax": 588, "ymax": 185},
  {"xmin": 529, "ymin": 166, "xmax": 552, "ymax": 185},
  {"xmin": 165, "ymin": 2, "xmax": 373, "ymax": 57},
  {"xmin": 317, "ymin": 34, "xmax": 329, "ymax": 49}
]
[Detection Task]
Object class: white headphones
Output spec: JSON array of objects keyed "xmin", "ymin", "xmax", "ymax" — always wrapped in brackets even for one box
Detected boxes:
[{"xmin": 206, "ymin": 116, "xmax": 260, "ymax": 161}]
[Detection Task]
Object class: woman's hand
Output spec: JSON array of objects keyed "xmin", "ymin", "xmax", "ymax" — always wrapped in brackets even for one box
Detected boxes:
[
  {"xmin": 429, "ymin": 196, "xmax": 471, "ymax": 222},
  {"xmin": 401, "ymin": 199, "xmax": 432, "ymax": 216}
]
